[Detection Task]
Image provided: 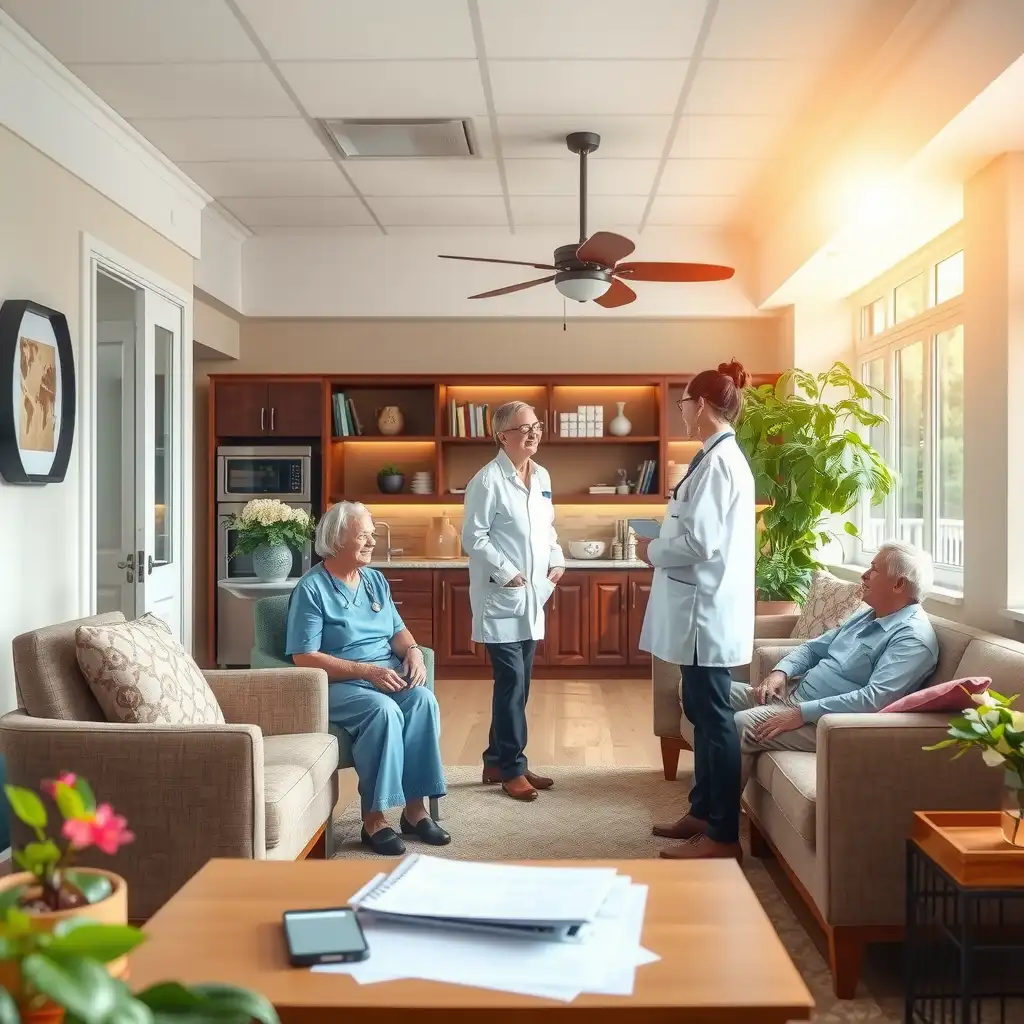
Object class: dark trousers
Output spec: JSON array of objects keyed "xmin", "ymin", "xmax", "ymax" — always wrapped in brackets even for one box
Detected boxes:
[
  {"xmin": 483, "ymin": 640, "xmax": 537, "ymax": 780},
  {"xmin": 681, "ymin": 654, "xmax": 741, "ymax": 844}
]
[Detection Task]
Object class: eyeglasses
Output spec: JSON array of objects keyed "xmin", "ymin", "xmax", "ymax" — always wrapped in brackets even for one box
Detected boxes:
[
  {"xmin": 676, "ymin": 397, "xmax": 696, "ymax": 413},
  {"xmin": 505, "ymin": 422, "xmax": 545, "ymax": 436}
]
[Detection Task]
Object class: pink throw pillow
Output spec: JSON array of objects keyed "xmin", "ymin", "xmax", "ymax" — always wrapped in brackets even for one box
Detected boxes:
[{"xmin": 879, "ymin": 677, "xmax": 991, "ymax": 714}]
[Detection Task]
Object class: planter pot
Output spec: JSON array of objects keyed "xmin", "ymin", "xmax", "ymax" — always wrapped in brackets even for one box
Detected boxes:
[
  {"xmin": 1001, "ymin": 770, "xmax": 1024, "ymax": 848},
  {"xmin": 377, "ymin": 474, "xmax": 405, "ymax": 495},
  {"xmin": 0, "ymin": 869, "xmax": 129, "ymax": 1009},
  {"xmin": 756, "ymin": 599, "xmax": 800, "ymax": 616},
  {"xmin": 252, "ymin": 543, "xmax": 292, "ymax": 583}
]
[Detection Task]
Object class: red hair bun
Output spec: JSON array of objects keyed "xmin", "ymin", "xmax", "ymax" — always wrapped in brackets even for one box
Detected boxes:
[{"xmin": 717, "ymin": 359, "xmax": 751, "ymax": 389}]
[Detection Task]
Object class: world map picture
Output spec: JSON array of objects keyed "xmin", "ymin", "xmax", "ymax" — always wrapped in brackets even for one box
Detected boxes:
[{"xmin": 19, "ymin": 334, "xmax": 57, "ymax": 453}]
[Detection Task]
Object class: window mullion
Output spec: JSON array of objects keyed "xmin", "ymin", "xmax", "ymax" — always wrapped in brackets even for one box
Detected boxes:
[{"xmin": 925, "ymin": 334, "xmax": 937, "ymax": 562}]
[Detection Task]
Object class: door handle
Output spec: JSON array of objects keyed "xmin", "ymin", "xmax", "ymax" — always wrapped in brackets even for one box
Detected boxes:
[
  {"xmin": 261, "ymin": 407, "xmax": 266, "ymax": 431},
  {"xmin": 270, "ymin": 407, "xmax": 275, "ymax": 431},
  {"xmin": 552, "ymin": 588, "xmax": 557, "ymax": 611},
  {"xmin": 631, "ymin": 580, "xmax": 636, "ymax": 609},
  {"xmin": 441, "ymin": 585, "xmax": 446, "ymax": 612},
  {"xmin": 148, "ymin": 555, "xmax": 154, "ymax": 576},
  {"xmin": 117, "ymin": 553, "xmax": 134, "ymax": 583}
]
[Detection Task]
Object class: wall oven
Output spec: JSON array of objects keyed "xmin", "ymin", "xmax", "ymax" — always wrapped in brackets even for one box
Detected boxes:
[{"xmin": 216, "ymin": 445, "xmax": 312, "ymax": 503}]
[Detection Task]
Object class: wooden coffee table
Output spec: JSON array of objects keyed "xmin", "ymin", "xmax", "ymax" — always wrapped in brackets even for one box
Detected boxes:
[{"xmin": 128, "ymin": 859, "xmax": 813, "ymax": 1023}]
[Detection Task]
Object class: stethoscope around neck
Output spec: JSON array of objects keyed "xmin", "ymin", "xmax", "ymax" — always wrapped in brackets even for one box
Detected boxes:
[
  {"xmin": 671, "ymin": 432, "xmax": 732, "ymax": 500},
  {"xmin": 321, "ymin": 564, "xmax": 384, "ymax": 613}
]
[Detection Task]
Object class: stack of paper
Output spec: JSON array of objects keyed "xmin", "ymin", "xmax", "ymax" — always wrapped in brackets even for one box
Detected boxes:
[{"xmin": 314, "ymin": 855, "xmax": 659, "ymax": 1002}]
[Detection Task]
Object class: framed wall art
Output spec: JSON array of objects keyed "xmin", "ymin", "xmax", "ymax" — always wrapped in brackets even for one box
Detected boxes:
[{"xmin": 0, "ymin": 299, "xmax": 76, "ymax": 485}]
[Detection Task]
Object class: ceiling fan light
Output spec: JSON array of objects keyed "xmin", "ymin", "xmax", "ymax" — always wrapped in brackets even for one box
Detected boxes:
[{"xmin": 555, "ymin": 270, "xmax": 612, "ymax": 303}]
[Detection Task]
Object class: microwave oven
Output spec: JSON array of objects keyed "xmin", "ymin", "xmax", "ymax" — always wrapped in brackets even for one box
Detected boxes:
[{"xmin": 216, "ymin": 445, "xmax": 312, "ymax": 503}]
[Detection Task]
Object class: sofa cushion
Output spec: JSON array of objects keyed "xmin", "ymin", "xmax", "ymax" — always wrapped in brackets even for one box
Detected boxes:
[
  {"xmin": 264, "ymin": 732, "xmax": 339, "ymax": 851},
  {"xmin": 880, "ymin": 676, "xmax": 990, "ymax": 713},
  {"xmin": 75, "ymin": 614, "xmax": 225, "ymax": 726},
  {"xmin": 791, "ymin": 571, "xmax": 864, "ymax": 639},
  {"xmin": 757, "ymin": 751, "xmax": 817, "ymax": 846}
]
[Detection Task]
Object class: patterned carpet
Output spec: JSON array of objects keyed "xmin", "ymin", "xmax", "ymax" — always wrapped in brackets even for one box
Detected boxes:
[{"xmin": 332, "ymin": 764, "xmax": 904, "ymax": 1022}]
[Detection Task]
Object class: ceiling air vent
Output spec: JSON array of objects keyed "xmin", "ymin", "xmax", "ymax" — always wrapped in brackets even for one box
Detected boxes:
[{"xmin": 320, "ymin": 118, "xmax": 476, "ymax": 159}]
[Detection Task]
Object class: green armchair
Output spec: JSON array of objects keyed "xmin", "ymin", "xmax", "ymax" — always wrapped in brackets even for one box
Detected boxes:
[{"xmin": 251, "ymin": 595, "xmax": 440, "ymax": 820}]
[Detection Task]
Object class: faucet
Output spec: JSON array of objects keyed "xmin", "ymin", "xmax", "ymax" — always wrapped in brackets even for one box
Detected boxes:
[{"xmin": 374, "ymin": 521, "xmax": 403, "ymax": 563}]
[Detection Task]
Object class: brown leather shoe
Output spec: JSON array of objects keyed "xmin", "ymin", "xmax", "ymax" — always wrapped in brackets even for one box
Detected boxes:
[
  {"xmin": 659, "ymin": 835, "xmax": 742, "ymax": 861},
  {"xmin": 652, "ymin": 814, "xmax": 708, "ymax": 840},
  {"xmin": 501, "ymin": 776, "xmax": 538, "ymax": 802},
  {"xmin": 482, "ymin": 768, "xmax": 553, "ymax": 790}
]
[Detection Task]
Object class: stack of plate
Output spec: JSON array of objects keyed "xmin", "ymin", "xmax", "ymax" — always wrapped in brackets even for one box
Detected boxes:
[
  {"xmin": 412, "ymin": 471, "xmax": 433, "ymax": 495},
  {"xmin": 666, "ymin": 461, "xmax": 688, "ymax": 495}
]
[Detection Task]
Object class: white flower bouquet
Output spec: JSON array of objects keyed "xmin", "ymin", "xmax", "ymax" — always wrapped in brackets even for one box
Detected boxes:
[{"xmin": 224, "ymin": 499, "xmax": 315, "ymax": 558}]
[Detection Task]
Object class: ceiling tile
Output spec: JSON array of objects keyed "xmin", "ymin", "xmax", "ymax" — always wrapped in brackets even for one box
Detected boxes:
[
  {"xmin": 705, "ymin": 0, "xmax": 873, "ymax": 60},
  {"xmin": 646, "ymin": 195, "xmax": 738, "ymax": 226},
  {"xmin": 219, "ymin": 196, "xmax": 374, "ymax": 227},
  {"xmin": 672, "ymin": 115, "xmax": 783, "ymax": 159},
  {"xmin": 233, "ymin": 0, "xmax": 476, "ymax": 59},
  {"xmin": 0, "ymin": 0, "xmax": 259, "ymax": 62},
  {"xmin": 686, "ymin": 59, "xmax": 820, "ymax": 115},
  {"xmin": 479, "ymin": 0, "xmax": 704, "ymax": 58},
  {"xmin": 178, "ymin": 161, "xmax": 353, "ymax": 197},
  {"xmin": 369, "ymin": 196, "xmax": 509, "ymax": 227},
  {"xmin": 278, "ymin": 60, "xmax": 487, "ymax": 118},
  {"xmin": 130, "ymin": 118, "xmax": 327, "ymax": 162},
  {"xmin": 343, "ymin": 160, "xmax": 503, "ymax": 197},
  {"xmin": 490, "ymin": 60, "xmax": 688, "ymax": 116},
  {"xmin": 505, "ymin": 158, "xmax": 659, "ymax": 196},
  {"xmin": 498, "ymin": 116, "xmax": 672, "ymax": 159},
  {"xmin": 68, "ymin": 63, "xmax": 294, "ymax": 119},
  {"xmin": 658, "ymin": 159, "xmax": 758, "ymax": 196},
  {"xmin": 511, "ymin": 195, "xmax": 647, "ymax": 228}
]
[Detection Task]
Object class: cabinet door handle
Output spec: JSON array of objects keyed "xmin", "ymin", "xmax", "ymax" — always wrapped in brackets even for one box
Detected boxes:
[
  {"xmin": 441, "ymin": 585, "xmax": 446, "ymax": 612},
  {"xmin": 552, "ymin": 588, "xmax": 557, "ymax": 611},
  {"xmin": 631, "ymin": 580, "xmax": 636, "ymax": 609},
  {"xmin": 394, "ymin": 600, "xmax": 403, "ymax": 606},
  {"xmin": 270, "ymin": 407, "xmax": 275, "ymax": 431},
  {"xmin": 385, "ymin": 577, "xmax": 404, "ymax": 583},
  {"xmin": 260, "ymin": 407, "xmax": 265, "ymax": 431}
]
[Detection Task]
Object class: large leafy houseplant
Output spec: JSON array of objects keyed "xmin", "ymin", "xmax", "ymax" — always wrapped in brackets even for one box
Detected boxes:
[{"xmin": 736, "ymin": 362, "xmax": 895, "ymax": 604}]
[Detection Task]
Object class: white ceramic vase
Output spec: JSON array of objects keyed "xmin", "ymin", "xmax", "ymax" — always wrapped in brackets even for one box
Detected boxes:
[
  {"xmin": 252, "ymin": 543, "xmax": 292, "ymax": 583},
  {"xmin": 608, "ymin": 401, "xmax": 632, "ymax": 437}
]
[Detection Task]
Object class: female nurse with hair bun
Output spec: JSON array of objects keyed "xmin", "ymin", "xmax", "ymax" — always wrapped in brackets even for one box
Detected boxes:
[{"xmin": 636, "ymin": 359, "xmax": 755, "ymax": 861}]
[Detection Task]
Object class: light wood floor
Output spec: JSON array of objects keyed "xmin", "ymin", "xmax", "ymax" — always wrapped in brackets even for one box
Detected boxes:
[{"xmin": 335, "ymin": 678, "xmax": 664, "ymax": 811}]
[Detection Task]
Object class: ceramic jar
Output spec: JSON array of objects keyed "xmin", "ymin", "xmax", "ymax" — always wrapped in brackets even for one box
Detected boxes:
[
  {"xmin": 425, "ymin": 515, "xmax": 461, "ymax": 559},
  {"xmin": 608, "ymin": 402, "xmax": 632, "ymax": 437},
  {"xmin": 252, "ymin": 543, "xmax": 292, "ymax": 583},
  {"xmin": 376, "ymin": 406, "xmax": 404, "ymax": 436}
]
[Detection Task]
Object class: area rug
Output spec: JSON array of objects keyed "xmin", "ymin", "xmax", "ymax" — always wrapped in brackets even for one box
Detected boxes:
[{"xmin": 331, "ymin": 765, "xmax": 900, "ymax": 1023}]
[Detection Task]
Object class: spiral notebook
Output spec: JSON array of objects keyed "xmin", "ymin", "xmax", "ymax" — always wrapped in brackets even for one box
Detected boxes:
[{"xmin": 349, "ymin": 854, "xmax": 619, "ymax": 941}]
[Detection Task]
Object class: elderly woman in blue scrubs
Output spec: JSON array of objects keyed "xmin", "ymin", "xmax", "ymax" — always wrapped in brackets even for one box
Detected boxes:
[{"xmin": 287, "ymin": 501, "xmax": 449, "ymax": 856}]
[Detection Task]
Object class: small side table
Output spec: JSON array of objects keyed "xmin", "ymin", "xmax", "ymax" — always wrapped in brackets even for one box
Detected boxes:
[{"xmin": 906, "ymin": 811, "xmax": 1024, "ymax": 1024}]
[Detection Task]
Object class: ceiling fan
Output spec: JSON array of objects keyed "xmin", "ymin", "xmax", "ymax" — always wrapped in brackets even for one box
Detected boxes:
[{"xmin": 438, "ymin": 131, "xmax": 735, "ymax": 308}]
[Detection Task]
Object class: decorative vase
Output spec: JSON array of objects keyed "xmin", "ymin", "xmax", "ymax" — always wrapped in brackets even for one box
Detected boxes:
[
  {"xmin": 1001, "ymin": 769, "xmax": 1024, "ymax": 847},
  {"xmin": 425, "ymin": 515, "xmax": 460, "ymax": 559},
  {"xmin": 608, "ymin": 402, "xmax": 632, "ymax": 437},
  {"xmin": 252, "ymin": 542, "xmax": 292, "ymax": 583},
  {"xmin": 377, "ymin": 473, "xmax": 405, "ymax": 495},
  {"xmin": 0, "ymin": 869, "xmax": 129, "ymax": 1008},
  {"xmin": 376, "ymin": 406, "xmax": 404, "ymax": 436}
]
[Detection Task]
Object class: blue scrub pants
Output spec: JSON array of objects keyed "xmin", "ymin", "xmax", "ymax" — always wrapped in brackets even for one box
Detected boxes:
[{"xmin": 329, "ymin": 679, "xmax": 447, "ymax": 816}]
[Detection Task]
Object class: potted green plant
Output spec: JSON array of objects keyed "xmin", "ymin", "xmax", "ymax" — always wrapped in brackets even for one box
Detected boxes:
[
  {"xmin": 735, "ymin": 361, "xmax": 895, "ymax": 608},
  {"xmin": 377, "ymin": 465, "xmax": 405, "ymax": 495},
  {"xmin": 222, "ymin": 499, "xmax": 314, "ymax": 583},
  {"xmin": 925, "ymin": 689, "xmax": 1024, "ymax": 847}
]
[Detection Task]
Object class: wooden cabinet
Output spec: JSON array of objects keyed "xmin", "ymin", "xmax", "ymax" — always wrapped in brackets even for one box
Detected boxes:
[
  {"xmin": 589, "ymin": 574, "xmax": 629, "ymax": 666},
  {"xmin": 379, "ymin": 567, "xmax": 434, "ymax": 650},
  {"xmin": 435, "ymin": 570, "xmax": 485, "ymax": 667},
  {"xmin": 545, "ymin": 572, "xmax": 589, "ymax": 666},
  {"xmin": 214, "ymin": 381, "xmax": 322, "ymax": 438},
  {"xmin": 627, "ymin": 570, "xmax": 653, "ymax": 666}
]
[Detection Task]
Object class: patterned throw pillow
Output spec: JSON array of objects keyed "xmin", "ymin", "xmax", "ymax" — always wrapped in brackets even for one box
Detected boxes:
[
  {"xmin": 76, "ymin": 613, "xmax": 225, "ymax": 725},
  {"xmin": 790, "ymin": 570, "xmax": 865, "ymax": 639}
]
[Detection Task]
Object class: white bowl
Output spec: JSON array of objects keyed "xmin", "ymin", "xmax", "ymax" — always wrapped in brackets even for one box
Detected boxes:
[{"xmin": 569, "ymin": 540, "xmax": 606, "ymax": 559}]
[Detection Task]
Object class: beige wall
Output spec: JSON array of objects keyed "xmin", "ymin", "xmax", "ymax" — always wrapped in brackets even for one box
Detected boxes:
[{"xmin": 0, "ymin": 123, "xmax": 193, "ymax": 712}]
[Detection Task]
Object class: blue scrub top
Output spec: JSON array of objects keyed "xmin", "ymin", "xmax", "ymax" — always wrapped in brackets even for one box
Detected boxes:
[{"xmin": 285, "ymin": 565, "xmax": 406, "ymax": 667}]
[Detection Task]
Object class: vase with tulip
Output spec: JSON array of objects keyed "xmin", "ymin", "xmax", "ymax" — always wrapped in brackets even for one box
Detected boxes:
[{"xmin": 924, "ymin": 689, "xmax": 1024, "ymax": 847}]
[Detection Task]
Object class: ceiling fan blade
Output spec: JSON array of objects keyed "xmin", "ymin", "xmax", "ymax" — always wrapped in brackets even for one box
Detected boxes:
[
  {"xmin": 468, "ymin": 275, "xmax": 556, "ymax": 300},
  {"xmin": 614, "ymin": 261, "xmax": 735, "ymax": 282},
  {"xmin": 439, "ymin": 254, "xmax": 557, "ymax": 270},
  {"xmin": 576, "ymin": 231, "xmax": 635, "ymax": 266},
  {"xmin": 595, "ymin": 278, "xmax": 637, "ymax": 309}
]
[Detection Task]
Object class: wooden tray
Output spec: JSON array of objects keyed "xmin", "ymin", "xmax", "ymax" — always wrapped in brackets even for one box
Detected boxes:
[{"xmin": 911, "ymin": 811, "xmax": 1024, "ymax": 888}]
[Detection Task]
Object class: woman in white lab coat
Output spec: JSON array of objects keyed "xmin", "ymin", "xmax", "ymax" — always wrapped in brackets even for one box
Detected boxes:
[
  {"xmin": 637, "ymin": 360, "xmax": 755, "ymax": 860},
  {"xmin": 462, "ymin": 401, "xmax": 565, "ymax": 802}
]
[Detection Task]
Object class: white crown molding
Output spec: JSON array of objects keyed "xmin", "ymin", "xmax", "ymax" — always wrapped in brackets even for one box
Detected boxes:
[
  {"xmin": 0, "ymin": 9, "xmax": 212, "ymax": 257},
  {"xmin": 207, "ymin": 201, "xmax": 253, "ymax": 244}
]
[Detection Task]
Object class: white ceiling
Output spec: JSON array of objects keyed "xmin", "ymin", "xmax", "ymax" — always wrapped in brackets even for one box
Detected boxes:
[{"xmin": 1, "ymin": 0, "xmax": 877, "ymax": 237}]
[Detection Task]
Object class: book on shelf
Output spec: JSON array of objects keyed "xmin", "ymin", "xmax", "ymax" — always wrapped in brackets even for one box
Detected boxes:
[
  {"xmin": 449, "ymin": 401, "xmax": 491, "ymax": 438},
  {"xmin": 636, "ymin": 459, "xmax": 658, "ymax": 495},
  {"xmin": 331, "ymin": 392, "xmax": 363, "ymax": 437}
]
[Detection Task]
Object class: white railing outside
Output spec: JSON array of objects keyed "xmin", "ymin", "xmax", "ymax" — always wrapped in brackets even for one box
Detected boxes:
[{"xmin": 864, "ymin": 517, "xmax": 964, "ymax": 567}]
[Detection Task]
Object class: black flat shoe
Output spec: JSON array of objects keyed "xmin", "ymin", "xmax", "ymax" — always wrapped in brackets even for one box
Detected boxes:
[
  {"xmin": 400, "ymin": 814, "xmax": 452, "ymax": 846},
  {"xmin": 361, "ymin": 825, "xmax": 406, "ymax": 856}
]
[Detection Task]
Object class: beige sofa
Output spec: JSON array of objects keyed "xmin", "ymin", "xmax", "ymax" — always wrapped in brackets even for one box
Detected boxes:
[
  {"xmin": 0, "ymin": 612, "xmax": 339, "ymax": 920},
  {"xmin": 653, "ymin": 611, "xmax": 1021, "ymax": 998}
]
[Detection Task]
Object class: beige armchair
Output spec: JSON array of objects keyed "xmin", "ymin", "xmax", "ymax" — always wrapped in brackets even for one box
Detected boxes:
[{"xmin": 0, "ymin": 612, "xmax": 339, "ymax": 921}]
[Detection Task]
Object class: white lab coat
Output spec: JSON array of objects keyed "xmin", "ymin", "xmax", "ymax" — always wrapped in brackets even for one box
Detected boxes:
[
  {"xmin": 462, "ymin": 451, "xmax": 565, "ymax": 644},
  {"xmin": 639, "ymin": 429, "xmax": 755, "ymax": 667}
]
